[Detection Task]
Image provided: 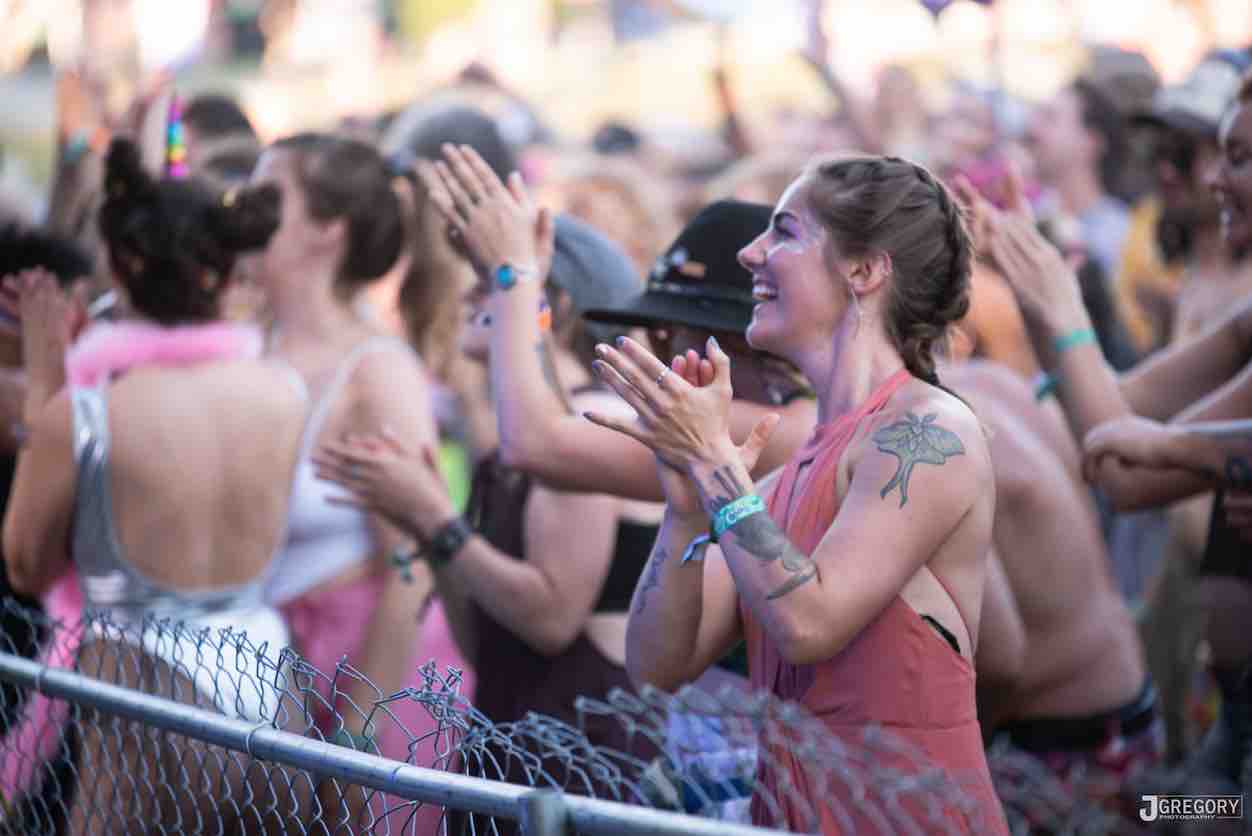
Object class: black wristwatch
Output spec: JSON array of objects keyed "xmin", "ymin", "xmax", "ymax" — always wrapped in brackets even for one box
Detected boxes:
[{"xmin": 424, "ymin": 516, "xmax": 474, "ymax": 567}]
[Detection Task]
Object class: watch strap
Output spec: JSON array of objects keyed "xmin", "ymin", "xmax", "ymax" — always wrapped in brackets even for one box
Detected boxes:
[{"xmin": 425, "ymin": 516, "xmax": 473, "ymax": 567}]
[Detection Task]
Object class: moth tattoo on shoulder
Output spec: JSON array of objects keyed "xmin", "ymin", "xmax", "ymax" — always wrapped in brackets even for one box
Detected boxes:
[{"xmin": 872, "ymin": 412, "xmax": 965, "ymax": 508}]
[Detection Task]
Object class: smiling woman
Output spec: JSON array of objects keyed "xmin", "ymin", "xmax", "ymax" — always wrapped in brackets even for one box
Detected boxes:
[{"xmin": 586, "ymin": 155, "xmax": 1007, "ymax": 834}]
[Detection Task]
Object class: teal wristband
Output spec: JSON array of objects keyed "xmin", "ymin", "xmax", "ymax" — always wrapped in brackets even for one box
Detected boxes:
[
  {"xmin": 1053, "ymin": 328, "xmax": 1096, "ymax": 355},
  {"xmin": 713, "ymin": 494, "xmax": 766, "ymax": 539}
]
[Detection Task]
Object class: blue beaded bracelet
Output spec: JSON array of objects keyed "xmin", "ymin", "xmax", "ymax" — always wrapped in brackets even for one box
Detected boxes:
[{"xmin": 713, "ymin": 494, "xmax": 766, "ymax": 539}]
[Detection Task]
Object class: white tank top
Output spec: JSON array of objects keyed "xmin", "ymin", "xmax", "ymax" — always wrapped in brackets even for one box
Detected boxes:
[{"xmin": 265, "ymin": 337, "xmax": 415, "ymax": 605}]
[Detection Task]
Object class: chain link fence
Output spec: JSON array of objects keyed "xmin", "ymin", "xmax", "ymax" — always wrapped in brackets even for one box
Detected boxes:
[{"xmin": 0, "ymin": 598, "xmax": 1124, "ymax": 834}]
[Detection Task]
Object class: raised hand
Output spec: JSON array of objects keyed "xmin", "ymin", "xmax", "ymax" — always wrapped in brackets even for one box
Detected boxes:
[
  {"xmin": 415, "ymin": 145, "xmax": 551, "ymax": 284},
  {"xmin": 15, "ymin": 270, "xmax": 84, "ymax": 422},
  {"xmin": 313, "ymin": 429, "xmax": 456, "ymax": 541},
  {"xmin": 953, "ymin": 165, "xmax": 1083, "ymax": 331}
]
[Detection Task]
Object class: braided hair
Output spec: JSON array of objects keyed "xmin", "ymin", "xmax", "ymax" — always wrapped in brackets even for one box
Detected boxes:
[
  {"xmin": 98, "ymin": 138, "xmax": 280, "ymax": 325},
  {"xmin": 803, "ymin": 154, "xmax": 973, "ymax": 389}
]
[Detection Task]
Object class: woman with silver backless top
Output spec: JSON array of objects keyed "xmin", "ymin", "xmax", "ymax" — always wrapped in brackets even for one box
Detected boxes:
[{"xmin": 3, "ymin": 139, "xmax": 309, "ymax": 835}]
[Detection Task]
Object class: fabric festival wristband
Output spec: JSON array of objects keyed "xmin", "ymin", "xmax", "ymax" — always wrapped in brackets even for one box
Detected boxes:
[
  {"xmin": 681, "ymin": 533, "xmax": 713, "ymax": 564},
  {"xmin": 713, "ymin": 494, "xmax": 766, "ymax": 539},
  {"xmin": 1052, "ymin": 327, "xmax": 1096, "ymax": 356}
]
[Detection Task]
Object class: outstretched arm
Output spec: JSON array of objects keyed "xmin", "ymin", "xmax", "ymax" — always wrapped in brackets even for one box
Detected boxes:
[
  {"xmin": 959, "ymin": 174, "xmax": 1252, "ymax": 440},
  {"xmin": 415, "ymin": 145, "xmax": 813, "ymax": 500}
]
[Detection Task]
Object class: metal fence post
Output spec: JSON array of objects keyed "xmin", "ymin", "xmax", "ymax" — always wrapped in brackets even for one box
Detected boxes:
[{"xmin": 518, "ymin": 789, "xmax": 573, "ymax": 836}]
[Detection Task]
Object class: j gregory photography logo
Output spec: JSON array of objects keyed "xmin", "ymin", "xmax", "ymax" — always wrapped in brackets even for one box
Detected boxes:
[{"xmin": 1140, "ymin": 794, "xmax": 1244, "ymax": 822}]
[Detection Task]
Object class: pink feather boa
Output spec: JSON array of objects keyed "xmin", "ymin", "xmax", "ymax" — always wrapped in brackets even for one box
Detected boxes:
[{"xmin": 66, "ymin": 320, "xmax": 263, "ymax": 387}]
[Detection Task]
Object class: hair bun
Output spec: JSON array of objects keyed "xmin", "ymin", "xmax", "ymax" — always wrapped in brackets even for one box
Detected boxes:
[
  {"xmin": 104, "ymin": 138, "xmax": 157, "ymax": 205},
  {"xmin": 206, "ymin": 184, "xmax": 281, "ymax": 254}
]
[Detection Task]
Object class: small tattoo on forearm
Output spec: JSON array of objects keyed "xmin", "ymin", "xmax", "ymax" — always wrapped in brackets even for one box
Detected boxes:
[
  {"xmin": 634, "ymin": 546, "xmax": 670, "ymax": 615},
  {"xmin": 700, "ymin": 464, "xmax": 754, "ymax": 517},
  {"xmin": 726, "ymin": 513, "xmax": 819, "ymax": 599},
  {"xmin": 873, "ymin": 412, "xmax": 965, "ymax": 508}
]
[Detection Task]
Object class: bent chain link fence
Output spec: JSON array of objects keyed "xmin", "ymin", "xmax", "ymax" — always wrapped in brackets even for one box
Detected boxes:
[{"xmin": 0, "ymin": 598, "xmax": 1117, "ymax": 835}]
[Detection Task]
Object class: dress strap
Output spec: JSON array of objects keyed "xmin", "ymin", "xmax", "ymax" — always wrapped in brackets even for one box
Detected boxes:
[{"xmin": 299, "ymin": 336, "xmax": 412, "ymax": 459}]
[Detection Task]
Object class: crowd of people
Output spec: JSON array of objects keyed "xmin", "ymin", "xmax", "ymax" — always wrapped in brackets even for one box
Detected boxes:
[{"xmin": 1, "ymin": 20, "xmax": 1252, "ymax": 835}]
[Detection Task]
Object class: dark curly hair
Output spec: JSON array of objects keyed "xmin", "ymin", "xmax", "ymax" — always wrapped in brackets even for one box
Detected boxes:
[
  {"xmin": 97, "ymin": 139, "xmax": 280, "ymax": 325},
  {"xmin": 271, "ymin": 133, "xmax": 405, "ymax": 296},
  {"xmin": 803, "ymin": 154, "xmax": 973, "ymax": 388}
]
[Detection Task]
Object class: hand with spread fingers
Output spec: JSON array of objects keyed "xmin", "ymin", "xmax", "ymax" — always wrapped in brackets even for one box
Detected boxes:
[
  {"xmin": 413, "ymin": 144, "xmax": 552, "ymax": 284},
  {"xmin": 1081, "ymin": 416, "xmax": 1182, "ymax": 481},
  {"xmin": 586, "ymin": 335, "xmax": 778, "ymax": 511},
  {"xmin": 953, "ymin": 166, "xmax": 1084, "ymax": 332},
  {"xmin": 313, "ymin": 430, "xmax": 456, "ymax": 542}
]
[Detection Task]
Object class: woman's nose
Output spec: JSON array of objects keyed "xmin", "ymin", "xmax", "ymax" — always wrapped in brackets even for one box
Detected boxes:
[{"xmin": 738, "ymin": 233, "xmax": 768, "ymax": 271}]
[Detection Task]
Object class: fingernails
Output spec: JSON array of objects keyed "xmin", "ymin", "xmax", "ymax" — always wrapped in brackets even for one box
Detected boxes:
[
  {"xmin": 591, "ymin": 360, "xmax": 605, "ymax": 375},
  {"xmin": 595, "ymin": 344, "xmax": 608, "ymax": 357},
  {"xmin": 615, "ymin": 336, "xmax": 625, "ymax": 348},
  {"xmin": 708, "ymin": 336, "xmax": 720, "ymax": 352}
]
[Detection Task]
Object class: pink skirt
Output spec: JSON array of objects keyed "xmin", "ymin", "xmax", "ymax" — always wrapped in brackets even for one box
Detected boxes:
[{"xmin": 281, "ymin": 573, "xmax": 476, "ymax": 832}]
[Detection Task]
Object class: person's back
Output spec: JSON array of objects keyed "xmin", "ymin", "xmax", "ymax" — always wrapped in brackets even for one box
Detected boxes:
[
  {"xmin": 2, "ymin": 138, "xmax": 311, "ymax": 835},
  {"xmin": 101, "ymin": 360, "xmax": 304, "ymax": 594},
  {"xmin": 952, "ymin": 362, "xmax": 1146, "ymax": 724}
]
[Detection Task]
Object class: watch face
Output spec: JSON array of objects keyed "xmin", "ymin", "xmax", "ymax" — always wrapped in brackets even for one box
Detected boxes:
[{"xmin": 495, "ymin": 264, "xmax": 516, "ymax": 290}]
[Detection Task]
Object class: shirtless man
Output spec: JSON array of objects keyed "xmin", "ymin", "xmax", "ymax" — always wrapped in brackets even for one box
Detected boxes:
[{"xmin": 947, "ymin": 361, "xmax": 1157, "ymax": 779}]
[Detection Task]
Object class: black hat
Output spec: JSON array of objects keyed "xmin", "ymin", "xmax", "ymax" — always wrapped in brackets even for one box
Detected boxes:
[
  {"xmin": 582, "ymin": 199, "xmax": 771, "ymax": 334},
  {"xmin": 1133, "ymin": 50, "xmax": 1252, "ymax": 138}
]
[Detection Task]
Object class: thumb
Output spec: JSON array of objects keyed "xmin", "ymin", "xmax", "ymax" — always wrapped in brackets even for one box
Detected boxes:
[
  {"xmin": 739, "ymin": 413, "xmax": 781, "ymax": 472},
  {"xmin": 707, "ymin": 336, "xmax": 732, "ymax": 389}
]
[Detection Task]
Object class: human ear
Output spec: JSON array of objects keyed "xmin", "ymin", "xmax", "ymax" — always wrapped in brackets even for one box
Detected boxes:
[{"xmin": 849, "ymin": 251, "xmax": 891, "ymax": 296}]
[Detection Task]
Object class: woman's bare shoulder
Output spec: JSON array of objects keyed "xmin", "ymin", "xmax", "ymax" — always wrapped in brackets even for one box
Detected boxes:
[{"xmin": 866, "ymin": 381, "xmax": 993, "ymax": 477}]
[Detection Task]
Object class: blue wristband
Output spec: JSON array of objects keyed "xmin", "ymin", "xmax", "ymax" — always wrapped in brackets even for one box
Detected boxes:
[
  {"xmin": 1052, "ymin": 327, "xmax": 1096, "ymax": 355},
  {"xmin": 713, "ymin": 494, "xmax": 766, "ymax": 539}
]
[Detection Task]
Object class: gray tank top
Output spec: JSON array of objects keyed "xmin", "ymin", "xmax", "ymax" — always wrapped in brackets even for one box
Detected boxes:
[{"xmin": 71, "ymin": 377, "xmax": 307, "ymax": 624}]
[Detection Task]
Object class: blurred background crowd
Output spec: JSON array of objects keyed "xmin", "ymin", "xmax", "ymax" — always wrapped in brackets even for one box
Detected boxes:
[{"xmin": 3, "ymin": 0, "xmax": 1252, "ymax": 833}]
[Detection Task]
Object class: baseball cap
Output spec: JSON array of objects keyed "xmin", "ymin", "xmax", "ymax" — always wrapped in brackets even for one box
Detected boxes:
[
  {"xmin": 582, "ymin": 199, "xmax": 771, "ymax": 334},
  {"xmin": 1135, "ymin": 49, "xmax": 1252, "ymax": 137},
  {"xmin": 547, "ymin": 213, "xmax": 641, "ymax": 343}
]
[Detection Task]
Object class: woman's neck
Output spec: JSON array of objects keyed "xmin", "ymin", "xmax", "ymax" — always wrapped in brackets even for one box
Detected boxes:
[
  {"xmin": 267, "ymin": 273, "xmax": 366, "ymax": 349},
  {"xmin": 797, "ymin": 318, "xmax": 906, "ymax": 425}
]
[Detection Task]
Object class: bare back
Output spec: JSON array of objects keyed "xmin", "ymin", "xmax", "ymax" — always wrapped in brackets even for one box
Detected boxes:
[
  {"xmin": 948, "ymin": 362, "xmax": 1144, "ymax": 719},
  {"xmin": 104, "ymin": 360, "xmax": 307, "ymax": 590}
]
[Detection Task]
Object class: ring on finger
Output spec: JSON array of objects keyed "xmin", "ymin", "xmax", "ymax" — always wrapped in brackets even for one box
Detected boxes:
[{"xmin": 656, "ymin": 369, "xmax": 671, "ymax": 387}]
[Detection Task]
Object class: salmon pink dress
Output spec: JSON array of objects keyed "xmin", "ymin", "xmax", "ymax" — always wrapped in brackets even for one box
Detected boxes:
[{"xmin": 744, "ymin": 369, "xmax": 1008, "ymax": 834}]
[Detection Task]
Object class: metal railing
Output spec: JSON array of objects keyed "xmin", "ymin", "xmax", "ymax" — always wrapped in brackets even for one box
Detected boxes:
[{"xmin": 0, "ymin": 599, "xmax": 1125, "ymax": 834}]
